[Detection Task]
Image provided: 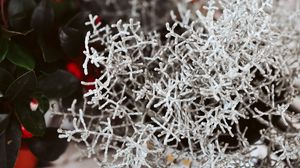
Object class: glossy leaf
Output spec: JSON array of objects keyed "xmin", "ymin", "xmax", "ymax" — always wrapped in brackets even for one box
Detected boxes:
[
  {"xmin": 38, "ymin": 70, "xmax": 80, "ymax": 98},
  {"xmin": 15, "ymin": 101, "xmax": 46, "ymax": 136},
  {"xmin": 51, "ymin": 0, "xmax": 79, "ymax": 24},
  {"xmin": 7, "ymin": 0, "xmax": 36, "ymax": 31},
  {"xmin": 0, "ymin": 59, "xmax": 16, "ymax": 75},
  {"xmin": 37, "ymin": 35, "xmax": 61, "ymax": 63},
  {"xmin": 5, "ymin": 71, "xmax": 37, "ymax": 102},
  {"xmin": 59, "ymin": 12, "xmax": 88, "ymax": 57},
  {"xmin": 0, "ymin": 68, "xmax": 14, "ymax": 93},
  {"xmin": 27, "ymin": 128, "xmax": 68, "ymax": 161},
  {"xmin": 0, "ymin": 96, "xmax": 13, "ymax": 135},
  {"xmin": 0, "ymin": 118, "xmax": 22, "ymax": 168},
  {"xmin": 0, "ymin": 114, "xmax": 10, "ymax": 135},
  {"xmin": 31, "ymin": 0, "xmax": 55, "ymax": 33},
  {"xmin": 6, "ymin": 43, "xmax": 35, "ymax": 70},
  {"xmin": 0, "ymin": 38, "xmax": 9, "ymax": 62}
]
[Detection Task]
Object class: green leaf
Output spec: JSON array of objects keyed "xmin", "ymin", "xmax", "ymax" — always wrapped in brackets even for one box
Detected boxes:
[
  {"xmin": 59, "ymin": 12, "xmax": 88, "ymax": 57},
  {"xmin": 5, "ymin": 71, "xmax": 37, "ymax": 102},
  {"xmin": 0, "ymin": 114, "xmax": 10, "ymax": 135},
  {"xmin": 31, "ymin": 0, "xmax": 55, "ymax": 33},
  {"xmin": 0, "ymin": 118, "xmax": 22, "ymax": 168},
  {"xmin": 38, "ymin": 35, "xmax": 61, "ymax": 63},
  {"xmin": 0, "ymin": 68, "xmax": 14, "ymax": 93},
  {"xmin": 0, "ymin": 95, "xmax": 13, "ymax": 135},
  {"xmin": 0, "ymin": 38, "xmax": 9, "ymax": 62},
  {"xmin": 51, "ymin": 0, "xmax": 78, "ymax": 23},
  {"xmin": 38, "ymin": 70, "xmax": 80, "ymax": 98},
  {"xmin": 8, "ymin": 0, "xmax": 36, "ymax": 32},
  {"xmin": 15, "ymin": 101, "xmax": 46, "ymax": 136},
  {"xmin": 6, "ymin": 43, "xmax": 35, "ymax": 70},
  {"xmin": 27, "ymin": 128, "xmax": 68, "ymax": 161}
]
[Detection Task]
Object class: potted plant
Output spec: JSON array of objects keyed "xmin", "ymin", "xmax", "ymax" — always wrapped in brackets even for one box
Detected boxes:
[
  {"xmin": 0, "ymin": 0, "xmax": 94, "ymax": 167},
  {"xmin": 55, "ymin": 0, "xmax": 300, "ymax": 167},
  {"xmin": 1, "ymin": 0, "xmax": 299, "ymax": 168}
]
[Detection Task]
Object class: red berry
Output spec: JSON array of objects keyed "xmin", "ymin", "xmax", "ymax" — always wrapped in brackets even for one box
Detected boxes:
[
  {"xmin": 66, "ymin": 62, "xmax": 84, "ymax": 80},
  {"xmin": 30, "ymin": 98, "xmax": 39, "ymax": 111},
  {"xmin": 21, "ymin": 125, "xmax": 33, "ymax": 139},
  {"xmin": 14, "ymin": 143, "xmax": 37, "ymax": 168}
]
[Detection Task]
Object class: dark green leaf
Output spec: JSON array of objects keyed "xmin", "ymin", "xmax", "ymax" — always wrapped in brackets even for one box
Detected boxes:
[
  {"xmin": 5, "ymin": 71, "xmax": 37, "ymax": 102},
  {"xmin": 15, "ymin": 101, "xmax": 45, "ymax": 136},
  {"xmin": 0, "ymin": 68, "xmax": 14, "ymax": 93},
  {"xmin": 6, "ymin": 43, "xmax": 35, "ymax": 70},
  {"xmin": 38, "ymin": 70, "xmax": 80, "ymax": 98},
  {"xmin": 51, "ymin": 0, "xmax": 79, "ymax": 24},
  {"xmin": 8, "ymin": 0, "xmax": 36, "ymax": 32},
  {"xmin": 0, "ymin": 133, "xmax": 8, "ymax": 168},
  {"xmin": 0, "ymin": 118, "xmax": 22, "ymax": 168},
  {"xmin": 0, "ymin": 59, "xmax": 16, "ymax": 75},
  {"xmin": 31, "ymin": 0, "xmax": 54, "ymax": 33},
  {"xmin": 27, "ymin": 128, "xmax": 68, "ymax": 161},
  {"xmin": 0, "ymin": 38, "xmax": 9, "ymax": 62},
  {"xmin": 0, "ymin": 95, "xmax": 13, "ymax": 135},
  {"xmin": 59, "ymin": 12, "xmax": 88, "ymax": 57},
  {"xmin": 38, "ymin": 35, "xmax": 61, "ymax": 63},
  {"xmin": 0, "ymin": 114, "xmax": 10, "ymax": 135}
]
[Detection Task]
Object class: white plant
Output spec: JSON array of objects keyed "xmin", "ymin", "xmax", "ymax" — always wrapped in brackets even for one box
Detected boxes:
[{"xmin": 57, "ymin": 0, "xmax": 300, "ymax": 167}]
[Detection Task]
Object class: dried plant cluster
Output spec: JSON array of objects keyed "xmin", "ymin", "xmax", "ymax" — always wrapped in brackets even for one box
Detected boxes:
[{"xmin": 56, "ymin": 0, "xmax": 300, "ymax": 167}]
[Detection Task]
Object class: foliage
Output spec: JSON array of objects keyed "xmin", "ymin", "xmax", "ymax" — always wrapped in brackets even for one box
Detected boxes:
[
  {"xmin": 56, "ymin": 0, "xmax": 300, "ymax": 167},
  {"xmin": 0, "ymin": 0, "xmax": 87, "ymax": 167}
]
